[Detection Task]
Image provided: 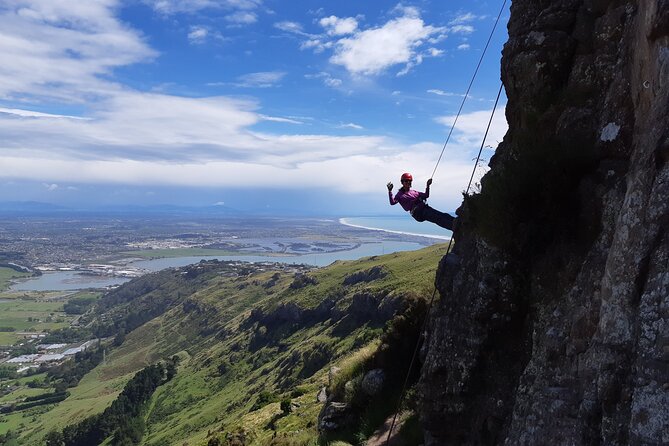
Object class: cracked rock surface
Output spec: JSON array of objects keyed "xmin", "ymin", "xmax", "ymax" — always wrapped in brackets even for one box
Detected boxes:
[{"xmin": 419, "ymin": 1, "xmax": 668, "ymax": 445}]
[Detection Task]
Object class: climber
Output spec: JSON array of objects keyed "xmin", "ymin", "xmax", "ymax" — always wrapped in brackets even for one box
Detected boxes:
[{"xmin": 387, "ymin": 173, "xmax": 455, "ymax": 230}]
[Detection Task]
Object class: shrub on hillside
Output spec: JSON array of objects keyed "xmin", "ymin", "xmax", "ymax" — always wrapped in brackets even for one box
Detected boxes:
[
  {"xmin": 63, "ymin": 296, "xmax": 97, "ymax": 315},
  {"xmin": 0, "ymin": 366, "xmax": 17, "ymax": 380},
  {"xmin": 41, "ymin": 327, "xmax": 91, "ymax": 344},
  {"xmin": 217, "ymin": 359, "xmax": 231, "ymax": 376},
  {"xmin": 280, "ymin": 398, "xmax": 292, "ymax": 415},
  {"xmin": 251, "ymin": 390, "xmax": 279, "ymax": 412},
  {"xmin": 225, "ymin": 429, "xmax": 251, "ymax": 446}
]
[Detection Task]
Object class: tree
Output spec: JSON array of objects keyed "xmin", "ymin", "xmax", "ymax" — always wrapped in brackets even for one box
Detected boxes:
[
  {"xmin": 280, "ymin": 399, "xmax": 292, "ymax": 415},
  {"xmin": 44, "ymin": 430, "xmax": 64, "ymax": 446}
]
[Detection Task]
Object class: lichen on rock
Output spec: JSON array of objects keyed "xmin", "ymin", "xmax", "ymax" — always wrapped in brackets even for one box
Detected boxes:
[{"xmin": 419, "ymin": 1, "xmax": 669, "ymax": 444}]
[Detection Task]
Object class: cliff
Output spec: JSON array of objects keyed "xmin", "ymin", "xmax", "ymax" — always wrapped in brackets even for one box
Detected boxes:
[{"xmin": 420, "ymin": 1, "xmax": 669, "ymax": 445}]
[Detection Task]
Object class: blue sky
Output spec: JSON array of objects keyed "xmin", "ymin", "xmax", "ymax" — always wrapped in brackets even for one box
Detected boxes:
[{"xmin": 0, "ymin": 0, "xmax": 509, "ymax": 215}]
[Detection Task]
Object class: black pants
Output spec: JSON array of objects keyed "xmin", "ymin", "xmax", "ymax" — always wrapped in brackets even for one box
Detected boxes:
[{"xmin": 411, "ymin": 204, "xmax": 454, "ymax": 230}]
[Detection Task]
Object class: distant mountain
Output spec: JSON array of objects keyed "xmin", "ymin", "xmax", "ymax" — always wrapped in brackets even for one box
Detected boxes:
[
  {"xmin": 0, "ymin": 201, "xmax": 359, "ymax": 217},
  {"xmin": 0, "ymin": 201, "xmax": 243, "ymax": 217},
  {"xmin": 88, "ymin": 203, "xmax": 244, "ymax": 216},
  {"xmin": 0, "ymin": 201, "xmax": 69, "ymax": 213}
]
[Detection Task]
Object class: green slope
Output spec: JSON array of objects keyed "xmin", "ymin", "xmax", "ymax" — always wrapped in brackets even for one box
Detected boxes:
[{"xmin": 16, "ymin": 243, "xmax": 447, "ymax": 445}]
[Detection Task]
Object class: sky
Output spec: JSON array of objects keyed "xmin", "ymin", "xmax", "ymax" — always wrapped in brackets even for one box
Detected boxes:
[{"xmin": 0, "ymin": 0, "xmax": 510, "ymax": 216}]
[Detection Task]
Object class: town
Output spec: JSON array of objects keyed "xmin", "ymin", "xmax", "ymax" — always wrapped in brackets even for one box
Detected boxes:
[{"xmin": 0, "ymin": 213, "xmax": 414, "ymax": 276}]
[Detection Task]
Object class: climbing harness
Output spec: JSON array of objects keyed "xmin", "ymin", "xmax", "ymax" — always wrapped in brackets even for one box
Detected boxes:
[{"xmin": 385, "ymin": 0, "xmax": 508, "ymax": 443}]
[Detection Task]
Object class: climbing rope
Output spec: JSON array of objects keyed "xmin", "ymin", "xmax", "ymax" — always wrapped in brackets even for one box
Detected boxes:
[
  {"xmin": 385, "ymin": 0, "xmax": 508, "ymax": 442},
  {"xmin": 384, "ymin": 82, "xmax": 503, "ymax": 446},
  {"xmin": 430, "ymin": 0, "xmax": 509, "ymax": 181}
]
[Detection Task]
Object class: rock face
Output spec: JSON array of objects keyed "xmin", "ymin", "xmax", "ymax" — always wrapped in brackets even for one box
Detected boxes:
[
  {"xmin": 420, "ymin": 1, "xmax": 669, "ymax": 445},
  {"xmin": 361, "ymin": 369, "xmax": 385, "ymax": 396},
  {"xmin": 318, "ymin": 402, "xmax": 351, "ymax": 432},
  {"xmin": 342, "ymin": 266, "xmax": 388, "ymax": 286}
]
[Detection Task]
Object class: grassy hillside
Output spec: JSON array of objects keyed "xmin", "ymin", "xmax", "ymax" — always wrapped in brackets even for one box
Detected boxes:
[{"xmin": 13, "ymin": 243, "xmax": 447, "ymax": 445}]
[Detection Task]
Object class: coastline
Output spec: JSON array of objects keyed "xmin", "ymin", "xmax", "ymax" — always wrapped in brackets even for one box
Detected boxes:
[{"xmin": 339, "ymin": 217, "xmax": 451, "ymax": 241}]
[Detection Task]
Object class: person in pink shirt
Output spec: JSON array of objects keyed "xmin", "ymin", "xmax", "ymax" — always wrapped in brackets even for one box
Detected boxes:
[{"xmin": 387, "ymin": 172, "xmax": 455, "ymax": 230}]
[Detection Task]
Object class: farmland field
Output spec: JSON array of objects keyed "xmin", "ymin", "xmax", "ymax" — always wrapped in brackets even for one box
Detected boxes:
[
  {"xmin": 0, "ymin": 291, "xmax": 97, "ymax": 345},
  {"xmin": 0, "ymin": 267, "xmax": 31, "ymax": 292}
]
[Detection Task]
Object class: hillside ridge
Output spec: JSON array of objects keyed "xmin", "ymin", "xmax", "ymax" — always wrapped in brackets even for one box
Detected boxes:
[{"xmin": 11, "ymin": 245, "xmax": 445, "ymax": 445}]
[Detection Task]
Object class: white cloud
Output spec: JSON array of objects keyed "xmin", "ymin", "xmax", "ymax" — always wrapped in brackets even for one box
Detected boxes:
[
  {"xmin": 0, "ymin": 98, "xmax": 487, "ymax": 209},
  {"xmin": 427, "ymin": 89, "xmax": 465, "ymax": 97},
  {"xmin": 449, "ymin": 13, "xmax": 477, "ymax": 25},
  {"xmin": 259, "ymin": 115, "xmax": 303, "ymax": 124},
  {"xmin": 327, "ymin": 9, "xmax": 444, "ymax": 76},
  {"xmin": 319, "ymin": 16, "xmax": 358, "ymax": 36},
  {"xmin": 285, "ymin": 9, "xmax": 445, "ymax": 77},
  {"xmin": 0, "ymin": 1, "xmax": 490, "ymax": 210},
  {"xmin": 391, "ymin": 5, "xmax": 421, "ymax": 19},
  {"xmin": 0, "ymin": 108, "xmax": 90, "ymax": 120},
  {"xmin": 435, "ymin": 107, "xmax": 508, "ymax": 149},
  {"xmin": 146, "ymin": 0, "xmax": 261, "ymax": 15},
  {"xmin": 226, "ymin": 11, "xmax": 257, "ymax": 24},
  {"xmin": 187, "ymin": 25, "xmax": 225, "ymax": 44},
  {"xmin": 305, "ymin": 72, "xmax": 342, "ymax": 88},
  {"xmin": 188, "ymin": 26, "xmax": 209, "ymax": 44},
  {"xmin": 0, "ymin": 0, "xmax": 157, "ymax": 102},
  {"xmin": 457, "ymin": 43, "xmax": 470, "ymax": 50},
  {"xmin": 43, "ymin": 183, "xmax": 58, "ymax": 191},
  {"xmin": 0, "ymin": 148, "xmax": 477, "ymax": 210},
  {"xmin": 274, "ymin": 21, "xmax": 310, "ymax": 36},
  {"xmin": 339, "ymin": 123, "xmax": 363, "ymax": 130},
  {"xmin": 0, "ymin": 90, "xmax": 381, "ymax": 165},
  {"xmin": 449, "ymin": 25, "xmax": 474, "ymax": 34},
  {"xmin": 0, "ymin": 90, "xmax": 482, "ymax": 209},
  {"xmin": 427, "ymin": 34, "xmax": 448, "ymax": 45},
  {"xmin": 234, "ymin": 71, "xmax": 286, "ymax": 88},
  {"xmin": 300, "ymin": 39, "xmax": 333, "ymax": 53},
  {"xmin": 324, "ymin": 77, "xmax": 343, "ymax": 88}
]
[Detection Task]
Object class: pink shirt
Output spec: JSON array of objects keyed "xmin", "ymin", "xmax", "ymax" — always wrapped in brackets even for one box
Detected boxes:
[{"xmin": 389, "ymin": 188, "xmax": 428, "ymax": 212}]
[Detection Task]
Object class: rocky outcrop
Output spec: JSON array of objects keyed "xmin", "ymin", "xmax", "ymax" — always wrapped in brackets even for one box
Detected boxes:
[
  {"xmin": 248, "ymin": 290, "xmax": 405, "ymax": 329},
  {"xmin": 420, "ymin": 1, "xmax": 669, "ymax": 445},
  {"xmin": 318, "ymin": 402, "xmax": 352, "ymax": 432},
  {"xmin": 289, "ymin": 272, "xmax": 318, "ymax": 289},
  {"xmin": 361, "ymin": 369, "xmax": 385, "ymax": 396},
  {"xmin": 343, "ymin": 266, "xmax": 388, "ymax": 286},
  {"xmin": 348, "ymin": 291, "xmax": 404, "ymax": 324}
]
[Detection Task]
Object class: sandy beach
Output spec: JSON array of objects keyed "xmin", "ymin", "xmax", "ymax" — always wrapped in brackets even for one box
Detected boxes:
[{"xmin": 339, "ymin": 217, "xmax": 451, "ymax": 241}]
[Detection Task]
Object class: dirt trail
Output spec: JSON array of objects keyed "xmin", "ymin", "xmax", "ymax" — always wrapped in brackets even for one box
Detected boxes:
[{"xmin": 365, "ymin": 412, "xmax": 409, "ymax": 446}]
